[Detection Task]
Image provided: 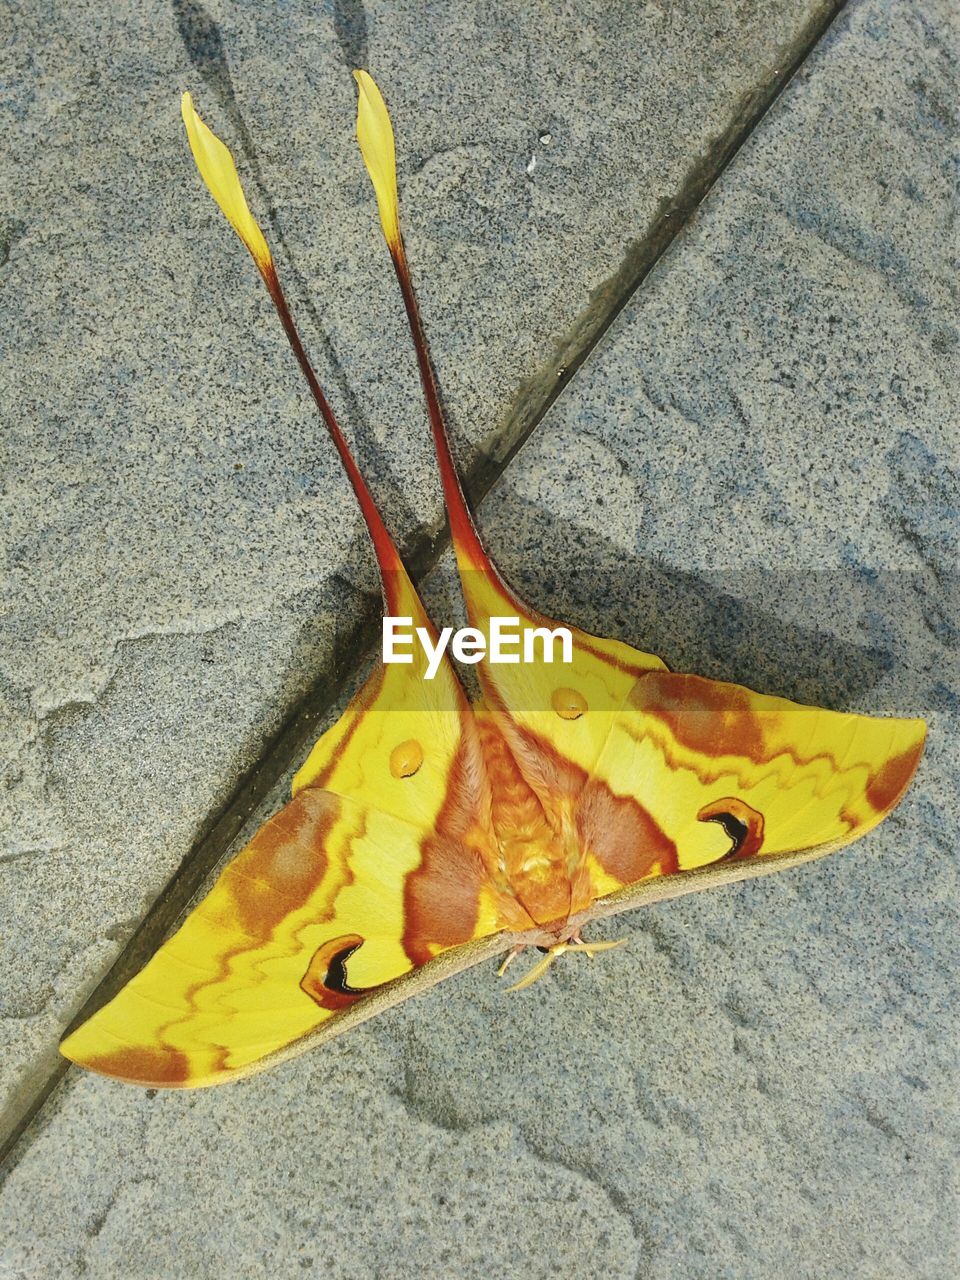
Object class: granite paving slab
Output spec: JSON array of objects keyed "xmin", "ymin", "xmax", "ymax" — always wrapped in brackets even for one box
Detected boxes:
[
  {"xmin": 3, "ymin": 0, "xmax": 959, "ymax": 1275},
  {"xmin": 0, "ymin": 0, "xmax": 843, "ymax": 1132}
]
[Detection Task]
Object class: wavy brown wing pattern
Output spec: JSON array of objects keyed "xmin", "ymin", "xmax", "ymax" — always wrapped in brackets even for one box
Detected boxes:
[{"xmin": 568, "ymin": 669, "xmax": 925, "ymax": 906}]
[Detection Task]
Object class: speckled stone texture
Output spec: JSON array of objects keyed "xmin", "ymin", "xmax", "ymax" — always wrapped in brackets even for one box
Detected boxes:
[
  {"xmin": 0, "ymin": 0, "xmax": 838, "ymax": 1122},
  {"xmin": 2, "ymin": 0, "xmax": 959, "ymax": 1276}
]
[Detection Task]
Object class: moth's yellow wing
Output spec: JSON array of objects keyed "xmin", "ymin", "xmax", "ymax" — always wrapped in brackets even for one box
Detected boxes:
[
  {"xmin": 61, "ymin": 584, "xmax": 512, "ymax": 1088},
  {"xmin": 460, "ymin": 563, "xmax": 922, "ymax": 907},
  {"xmin": 570, "ymin": 670, "xmax": 925, "ymax": 904},
  {"xmin": 61, "ymin": 790, "xmax": 430, "ymax": 1086}
]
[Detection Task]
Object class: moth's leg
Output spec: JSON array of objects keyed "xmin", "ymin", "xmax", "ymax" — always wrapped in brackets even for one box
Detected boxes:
[
  {"xmin": 496, "ymin": 944, "xmax": 527, "ymax": 977},
  {"xmin": 504, "ymin": 936, "xmax": 630, "ymax": 992},
  {"xmin": 504, "ymin": 945, "xmax": 567, "ymax": 992}
]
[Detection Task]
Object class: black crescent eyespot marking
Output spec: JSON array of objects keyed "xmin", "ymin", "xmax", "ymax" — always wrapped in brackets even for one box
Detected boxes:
[
  {"xmin": 696, "ymin": 797, "xmax": 765, "ymax": 860},
  {"xmin": 324, "ymin": 940, "xmax": 369, "ymax": 996},
  {"xmin": 705, "ymin": 810, "xmax": 750, "ymax": 857}
]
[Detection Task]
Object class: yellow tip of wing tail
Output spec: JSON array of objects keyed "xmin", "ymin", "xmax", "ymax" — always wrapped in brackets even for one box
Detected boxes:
[
  {"xmin": 354, "ymin": 70, "xmax": 402, "ymax": 253},
  {"xmin": 181, "ymin": 91, "xmax": 273, "ymax": 275}
]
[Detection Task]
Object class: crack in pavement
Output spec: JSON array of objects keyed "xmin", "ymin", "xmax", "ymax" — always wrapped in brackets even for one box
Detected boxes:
[{"xmin": 0, "ymin": 0, "xmax": 850, "ymax": 1175}]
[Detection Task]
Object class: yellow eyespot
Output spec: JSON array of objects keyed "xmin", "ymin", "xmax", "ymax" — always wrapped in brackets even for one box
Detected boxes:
[
  {"xmin": 552, "ymin": 688, "xmax": 587, "ymax": 720},
  {"xmin": 390, "ymin": 739, "xmax": 424, "ymax": 778},
  {"xmin": 180, "ymin": 92, "xmax": 273, "ymax": 276},
  {"xmin": 353, "ymin": 70, "xmax": 401, "ymax": 253}
]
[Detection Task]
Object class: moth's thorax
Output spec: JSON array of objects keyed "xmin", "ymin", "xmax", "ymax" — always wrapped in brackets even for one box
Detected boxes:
[{"xmin": 474, "ymin": 708, "xmax": 591, "ymax": 928}]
